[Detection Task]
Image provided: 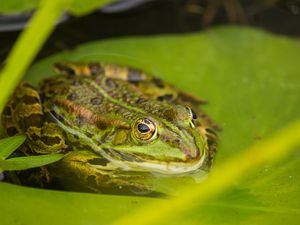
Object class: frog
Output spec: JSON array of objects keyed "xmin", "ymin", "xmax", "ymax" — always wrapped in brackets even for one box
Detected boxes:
[{"xmin": 1, "ymin": 62, "xmax": 218, "ymax": 194}]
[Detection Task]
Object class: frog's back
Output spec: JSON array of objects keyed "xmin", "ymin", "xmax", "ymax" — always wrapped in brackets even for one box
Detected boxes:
[{"xmin": 40, "ymin": 71, "xmax": 186, "ymax": 125}]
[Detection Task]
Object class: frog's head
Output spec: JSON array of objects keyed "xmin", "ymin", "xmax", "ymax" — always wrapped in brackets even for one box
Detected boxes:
[
  {"xmin": 51, "ymin": 98, "xmax": 211, "ymax": 175},
  {"xmin": 102, "ymin": 105, "xmax": 210, "ymax": 175}
]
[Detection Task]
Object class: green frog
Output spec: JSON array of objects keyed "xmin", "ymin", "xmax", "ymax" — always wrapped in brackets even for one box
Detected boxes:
[{"xmin": 1, "ymin": 62, "xmax": 217, "ymax": 194}]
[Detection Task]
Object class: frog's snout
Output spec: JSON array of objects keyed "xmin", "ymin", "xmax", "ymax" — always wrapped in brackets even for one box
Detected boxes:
[{"xmin": 180, "ymin": 143, "xmax": 200, "ymax": 160}]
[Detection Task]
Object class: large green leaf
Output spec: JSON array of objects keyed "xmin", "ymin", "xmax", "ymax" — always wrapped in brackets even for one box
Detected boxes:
[{"xmin": 1, "ymin": 26, "xmax": 300, "ymax": 224}]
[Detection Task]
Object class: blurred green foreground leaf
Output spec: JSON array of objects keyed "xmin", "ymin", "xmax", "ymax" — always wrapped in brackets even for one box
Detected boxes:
[{"xmin": 0, "ymin": 26, "xmax": 300, "ymax": 225}]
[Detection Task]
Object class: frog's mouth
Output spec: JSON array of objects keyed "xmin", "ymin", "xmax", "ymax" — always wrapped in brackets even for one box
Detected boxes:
[{"xmin": 98, "ymin": 147, "xmax": 208, "ymax": 175}]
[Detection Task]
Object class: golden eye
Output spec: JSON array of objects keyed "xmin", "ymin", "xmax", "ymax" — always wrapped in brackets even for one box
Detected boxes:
[{"xmin": 133, "ymin": 118, "xmax": 157, "ymax": 143}]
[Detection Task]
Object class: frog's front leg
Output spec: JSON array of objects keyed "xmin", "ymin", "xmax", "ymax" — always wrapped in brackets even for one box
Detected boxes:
[
  {"xmin": 2, "ymin": 82, "xmax": 67, "ymax": 154},
  {"xmin": 49, "ymin": 150, "xmax": 150, "ymax": 193}
]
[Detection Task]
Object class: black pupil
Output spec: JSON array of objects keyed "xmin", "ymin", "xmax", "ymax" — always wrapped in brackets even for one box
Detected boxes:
[{"xmin": 138, "ymin": 123, "xmax": 150, "ymax": 133}]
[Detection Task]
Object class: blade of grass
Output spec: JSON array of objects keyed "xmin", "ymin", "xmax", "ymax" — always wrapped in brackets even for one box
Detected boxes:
[
  {"xmin": 0, "ymin": 0, "xmax": 66, "ymax": 113},
  {"xmin": 112, "ymin": 120, "xmax": 300, "ymax": 225},
  {"xmin": 0, "ymin": 135, "xmax": 26, "ymax": 159},
  {"xmin": 0, "ymin": 154, "xmax": 63, "ymax": 171}
]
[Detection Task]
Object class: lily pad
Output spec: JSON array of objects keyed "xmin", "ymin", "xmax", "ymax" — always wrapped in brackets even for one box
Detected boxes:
[{"xmin": 1, "ymin": 26, "xmax": 300, "ymax": 225}]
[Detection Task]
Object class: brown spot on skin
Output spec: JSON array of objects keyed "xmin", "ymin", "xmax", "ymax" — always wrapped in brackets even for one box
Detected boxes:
[
  {"xmin": 90, "ymin": 97, "xmax": 102, "ymax": 105},
  {"xmin": 97, "ymin": 122, "xmax": 108, "ymax": 130},
  {"xmin": 67, "ymin": 93, "xmax": 77, "ymax": 101},
  {"xmin": 30, "ymin": 133, "xmax": 39, "ymax": 141},
  {"xmin": 2, "ymin": 106, "xmax": 12, "ymax": 116},
  {"xmin": 21, "ymin": 113, "xmax": 42, "ymax": 130},
  {"xmin": 89, "ymin": 63, "xmax": 104, "ymax": 75},
  {"xmin": 162, "ymin": 108, "xmax": 176, "ymax": 121},
  {"xmin": 157, "ymin": 94, "xmax": 173, "ymax": 101},
  {"xmin": 87, "ymin": 158, "xmax": 109, "ymax": 166},
  {"xmin": 7, "ymin": 127, "xmax": 18, "ymax": 136},
  {"xmin": 128, "ymin": 68, "xmax": 143, "ymax": 82},
  {"xmin": 153, "ymin": 77, "xmax": 164, "ymax": 88},
  {"xmin": 18, "ymin": 95, "xmax": 40, "ymax": 105},
  {"xmin": 41, "ymin": 136, "xmax": 62, "ymax": 146},
  {"xmin": 105, "ymin": 78, "xmax": 118, "ymax": 89}
]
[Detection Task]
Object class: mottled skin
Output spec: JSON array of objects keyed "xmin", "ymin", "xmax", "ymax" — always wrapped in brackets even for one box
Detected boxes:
[{"xmin": 2, "ymin": 62, "xmax": 217, "ymax": 193}]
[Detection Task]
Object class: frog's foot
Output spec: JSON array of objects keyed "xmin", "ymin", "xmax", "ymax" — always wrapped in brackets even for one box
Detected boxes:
[{"xmin": 2, "ymin": 82, "xmax": 67, "ymax": 154}]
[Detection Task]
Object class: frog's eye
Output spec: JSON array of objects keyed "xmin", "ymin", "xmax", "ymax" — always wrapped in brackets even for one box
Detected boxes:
[
  {"xmin": 186, "ymin": 107, "xmax": 197, "ymax": 128},
  {"xmin": 133, "ymin": 118, "xmax": 157, "ymax": 143}
]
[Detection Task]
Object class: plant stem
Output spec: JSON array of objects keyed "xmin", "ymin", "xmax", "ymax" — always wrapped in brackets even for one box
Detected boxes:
[{"xmin": 0, "ymin": 0, "xmax": 65, "ymax": 113}]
